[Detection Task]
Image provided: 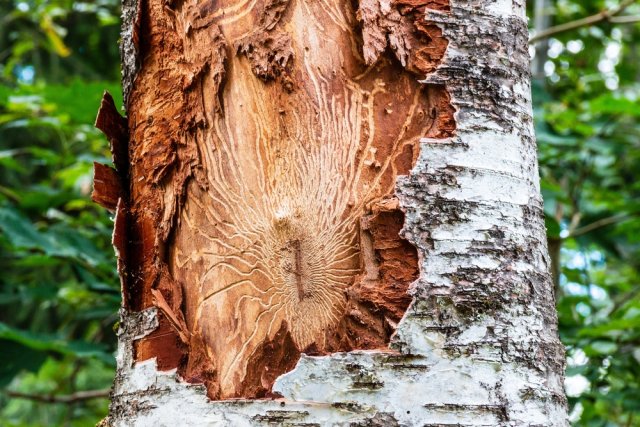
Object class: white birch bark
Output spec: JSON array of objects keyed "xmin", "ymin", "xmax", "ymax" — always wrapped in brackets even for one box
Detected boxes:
[{"xmin": 104, "ymin": 0, "xmax": 569, "ymax": 425}]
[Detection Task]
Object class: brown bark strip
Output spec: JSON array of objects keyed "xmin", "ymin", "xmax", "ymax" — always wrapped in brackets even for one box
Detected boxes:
[
  {"xmin": 358, "ymin": 0, "xmax": 450, "ymax": 76},
  {"xmin": 133, "ymin": 313, "xmax": 185, "ymax": 371},
  {"xmin": 95, "ymin": 91, "xmax": 129, "ymax": 178},
  {"xmin": 92, "ymin": 162, "xmax": 122, "ymax": 211},
  {"xmin": 94, "ymin": 91, "xmax": 138, "ymax": 309},
  {"xmin": 112, "ymin": 199, "xmax": 130, "ymax": 307},
  {"xmin": 151, "ymin": 288, "xmax": 190, "ymax": 345},
  {"xmin": 238, "ymin": 322, "xmax": 300, "ymax": 398},
  {"xmin": 102, "ymin": 0, "xmax": 456, "ymax": 399}
]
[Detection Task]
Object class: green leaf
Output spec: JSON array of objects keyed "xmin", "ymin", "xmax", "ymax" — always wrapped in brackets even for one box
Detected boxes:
[
  {"xmin": 0, "ymin": 322, "xmax": 114, "ymax": 366},
  {"xmin": 0, "ymin": 341, "xmax": 47, "ymax": 387},
  {"xmin": 589, "ymin": 94, "xmax": 640, "ymax": 117},
  {"xmin": 0, "ymin": 206, "xmax": 56, "ymax": 252},
  {"xmin": 545, "ymin": 215, "xmax": 562, "ymax": 239},
  {"xmin": 586, "ymin": 340, "xmax": 618, "ymax": 356}
]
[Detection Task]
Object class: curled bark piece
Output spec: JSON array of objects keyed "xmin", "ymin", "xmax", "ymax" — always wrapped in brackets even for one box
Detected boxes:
[
  {"xmin": 95, "ymin": 91, "xmax": 128, "ymax": 177},
  {"xmin": 358, "ymin": 0, "xmax": 449, "ymax": 76},
  {"xmin": 92, "ymin": 162, "xmax": 122, "ymax": 211},
  {"xmin": 235, "ymin": 0, "xmax": 294, "ymax": 85}
]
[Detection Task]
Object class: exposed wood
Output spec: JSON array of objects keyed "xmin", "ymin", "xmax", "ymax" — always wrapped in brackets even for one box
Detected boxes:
[
  {"xmin": 112, "ymin": 0, "xmax": 455, "ymax": 399},
  {"xmin": 92, "ymin": 162, "xmax": 122, "ymax": 211}
]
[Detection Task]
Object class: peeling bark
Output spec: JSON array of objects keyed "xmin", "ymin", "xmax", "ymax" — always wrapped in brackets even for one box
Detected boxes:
[
  {"xmin": 92, "ymin": 162, "xmax": 122, "ymax": 211},
  {"xmin": 358, "ymin": 0, "xmax": 449, "ymax": 75},
  {"xmin": 109, "ymin": 0, "xmax": 453, "ymax": 400},
  {"xmin": 99, "ymin": 0, "xmax": 568, "ymax": 425}
]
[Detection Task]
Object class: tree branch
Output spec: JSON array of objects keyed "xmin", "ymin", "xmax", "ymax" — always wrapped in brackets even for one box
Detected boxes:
[
  {"xmin": 570, "ymin": 214, "xmax": 632, "ymax": 238},
  {"xmin": 529, "ymin": 0, "xmax": 638, "ymax": 44},
  {"xmin": 609, "ymin": 15, "xmax": 640, "ymax": 24},
  {"xmin": 3, "ymin": 389, "xmax": 111, "ymax": 404}
]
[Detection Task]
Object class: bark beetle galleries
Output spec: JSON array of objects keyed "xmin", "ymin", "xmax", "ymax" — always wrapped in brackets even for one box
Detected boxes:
[{"xmin": 95, "ymin": 0, "xmax": 456, "ymax": 399}]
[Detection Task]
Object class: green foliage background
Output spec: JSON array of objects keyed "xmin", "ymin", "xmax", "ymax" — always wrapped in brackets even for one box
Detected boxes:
[{"xmin": 0, "ymin": 0, "xmax": 638, "ymax": 425}]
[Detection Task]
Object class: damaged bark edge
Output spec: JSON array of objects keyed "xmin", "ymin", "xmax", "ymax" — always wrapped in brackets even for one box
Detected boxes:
[
  {"xmin": 114, "ymin": 0, "xmax": 456, "ymax": 401},
  {"xmin": 120, "ymin": 0, "xmax": 140, "ymax": 106},
  {"xmin": 92, "ymin": 162, "xmax": 121, "ymax": 211},
  {"xmin": 93, "ymin": 91, "xmax": 136, "ymax": 310},
  {"xmin": 92, "ymin": 89, "xmax": 129, "ymax": 211}
]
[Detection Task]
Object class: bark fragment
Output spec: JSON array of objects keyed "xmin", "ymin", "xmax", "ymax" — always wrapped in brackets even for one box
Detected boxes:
[
  {"xmin": 92, "ymin": 162, "xmax": 122, "ymax": 211},
  {"xmin": 358, "ymin": 0, "xmax": 449, "ymax": 75},
  {"xmin": 95, "ymin": 91, "xmax": 128, "ymax": 177},
  {"xmin": 235, "ymin": 0, "xmax": 294, "ymax": 85}
]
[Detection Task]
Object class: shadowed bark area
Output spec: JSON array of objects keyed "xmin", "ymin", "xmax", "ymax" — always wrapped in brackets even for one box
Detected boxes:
[{"xmin": 95, "ymin": 0, "xmax": 454, "ymax": 399}]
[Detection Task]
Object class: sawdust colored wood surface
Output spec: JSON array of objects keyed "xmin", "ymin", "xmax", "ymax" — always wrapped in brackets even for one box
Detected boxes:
[{"xmin": 95, "ymin": 0, "xmax": 455, "ymax": 399}]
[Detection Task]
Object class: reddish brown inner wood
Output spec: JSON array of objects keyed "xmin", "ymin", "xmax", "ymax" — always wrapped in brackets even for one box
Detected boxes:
[{"xmin": 115, "ymin": 0, "xmax": 454, "ymax": 399}]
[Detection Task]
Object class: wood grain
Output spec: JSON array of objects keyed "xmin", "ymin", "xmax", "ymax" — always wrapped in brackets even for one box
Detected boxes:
[{"xmin": 122, "ymin": 0, "xmax": 455, "ymax": 399}]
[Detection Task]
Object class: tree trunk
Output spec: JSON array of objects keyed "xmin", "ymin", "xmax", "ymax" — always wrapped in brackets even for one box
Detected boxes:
[
  {"xmin": 532, "ymin": 0, "xmax": 551, "ymax": 79},
  {"xmin": 94, "ymin": 0, "xmax": 568, "ymax": 425}
]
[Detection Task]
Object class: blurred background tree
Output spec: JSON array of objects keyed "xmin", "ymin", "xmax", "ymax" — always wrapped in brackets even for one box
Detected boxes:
[
  {"xmin": 529, "ymin": 0, "xmax": 640, "ymax": 424},
  {"xmin": 0, "ymin": 0, "xmax": 637, "ymax": 425}
]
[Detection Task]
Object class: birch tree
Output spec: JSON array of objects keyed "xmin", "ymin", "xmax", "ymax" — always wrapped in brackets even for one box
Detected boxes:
[{"xmin": 93, "ymin": 0, "xmax": 569, "ymax": 424}]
